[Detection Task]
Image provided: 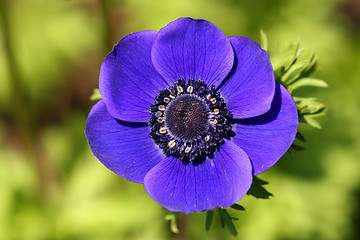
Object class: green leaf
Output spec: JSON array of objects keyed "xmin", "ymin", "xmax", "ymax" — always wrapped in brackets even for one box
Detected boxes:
[
  {"xmin": 165, "ymin": 212, "xmax": 179, "ymax": 234},
  {"xmin": 247, "ymin": 176, "xmax": 273, "ymax": 199},
  {"xmin": 288, "ymin": 78, "xmax": 328, "ymax": 92},
  {"xmin": 217, "ymin": 209, "xmax": 238, "ymax": 236},
  {"xmin": 219, "ymin": 212, "xmax": 225, "ymax": 228},
  {"xmin": 292, "ymin": 39, "xmax": 305, "ymax": 65},
  {"xmin": 254, "ymin": 176, "xmax": 269, "ymax": 185},
  {"xmin": 269, "ymin": 36, "xmax": 326, "ymax": 131},
  {"xmin": 260, "ymin": 29, "xmax": 268, "ymax": 51},
  {"xmin": 230, "ymin": 203, "xmax": 245, "ymax": 211},
  {"xmin": 295, "ymin": 131, "xmax": 306, "ymax": 142},
  {"xmin": 294, "ymin": 97, "xmax": 326, "ymax": 115},
  {"xmin": 272, "ymin": 53, "xmax": 294, "ymax": 72},
  {"xmin": 290, "ymin": 144, "xmax": 305, "ymax": 151},
  {"xmin": 281, "ymin": 65, "xmax": 306, "ymax": 87},
  {"xmin": 307, "ymin": 109, "xmax": 327, "ymax": 118},
  {"xmin": 90, "ymin": 88, "xmax": 102, "ymax": 101},
  {"xmin": 303, "ymin": 115, "xmax": 322, "ymax": 129},
  {"xmin": 300, "ymin": 54, "xmax": 318, "ymax": 77},
  {"xmin": 205, "ymin": 210, "xmax": 214, "ymax": 232}
]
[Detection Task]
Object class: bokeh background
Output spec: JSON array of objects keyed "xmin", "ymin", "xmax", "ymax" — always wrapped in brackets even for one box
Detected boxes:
[{"xmin": 1, "ymin": 0, "xmax": 360, "ymax": 239}]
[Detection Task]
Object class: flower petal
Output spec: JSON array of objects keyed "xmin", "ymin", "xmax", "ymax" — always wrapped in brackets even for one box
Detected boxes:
[
  {"xmin": 99, "ymin": 30, "xmax": 170, "ymax": 123},
  {"xmin": 219, "ymin": 36, "xmax": 275, "ymax": 119},
  {"xmin": 144, "ymin": 141, "xmax": 252, "ymax": 213},
  {"xmin": 232, "ymin": 83, "xmax": 298, "ymax": 175},
  {"xmin": 151, "ymin": 17, "xmax": 234, "ymax": 87},
  {"xmin": 85, "ymin": 100, "xmax": 164, "ymax": 183}
]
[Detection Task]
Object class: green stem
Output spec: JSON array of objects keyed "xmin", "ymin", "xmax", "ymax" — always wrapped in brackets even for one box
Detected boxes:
[
  {"xmin": 99, "ymin": 0, "xmax": 115, "ymax": 51},
  {"xmin": 0, "ymin": 0, "xmax": 32, "ymax": 150},
  {"xmin": 175, "ymin": 213, "xmax": 188, "ymax": 240},
  {"xmin": 0, "ymin": 0, "xmax": 56, "ymax": 197}
]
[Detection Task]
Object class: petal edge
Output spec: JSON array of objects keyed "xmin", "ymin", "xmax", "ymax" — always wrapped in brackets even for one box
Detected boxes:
[
  {"xmin": 232, "ymin": 83, "xmax": 298, "ymax": 175},
  {"xmin": 99, "ymin": 30, "xmax": 170, "ymax": 123},
  {"xmin": 220, "ymin": 36, "xmax": 275, "ymax": 119},
  {"xmin": 151, "ymin": 17, "xmax": 234, "ymax": 87},
  {"xmin": 85, "ymin": 100, "xmax": 164, "ymax": 183},
  {"xmin": 144, "ymin": 141, "xmax": 252, "ymax": 213}
]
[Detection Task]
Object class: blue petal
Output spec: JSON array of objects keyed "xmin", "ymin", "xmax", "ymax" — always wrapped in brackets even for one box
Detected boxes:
[
  {"xmin": 85, "ymin": 100, "xmax": 164, "ymax": 183},
  {"xmin": 144, "ymin": 141, "xmax": 252, "ymax": 213},
  {"xmin": 99, "ymin": 30, "xmax": 171, "ymax": 123},
  {"xmin": 219, "ymin": 36, "xmax": 275, "ymax": 119},
  {"xmin": 232, "ymin": 83, "xmax": 298, "ymax": 175},
  {"xmin": 151, "ymin": 17, "xmax": 234, "ymax": 87}
]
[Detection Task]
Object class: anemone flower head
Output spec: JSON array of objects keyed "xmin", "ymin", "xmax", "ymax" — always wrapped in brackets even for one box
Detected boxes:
[{"xmin": 85, "ymin": 17, "xmax": 298, "ymax": 213}]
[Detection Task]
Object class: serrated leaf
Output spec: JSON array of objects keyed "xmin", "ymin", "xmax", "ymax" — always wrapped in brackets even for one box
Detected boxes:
[
  {"xmin": 269, "ymin": 35, "xmax": 326, "ymax": 132},
  {"xmin": 299, "ymin": 105, "xmax": 325, "ymax": 115},
  {"xmin": 302, "ymin": 106, "xmax": 326, "ymax": 116},
  {"xmin": 274, "ymin": 66, "xmax": 286, "ymax": 83},
  {"xmin": 306, "ymin": 108, "xmax": 327, "ymax": 118},
  {"xmin": 219, "ymin": 212, "xmax": 225, "ymax": 228},
  {"xmin": 255, "ymin": 175, "xmax": 269, "ymax": 185},
  {"xmin": 271, "ymin": 41, "xmax": 304, "ymax": 73},
  {"xmin": 205, "ymin": 210, "xmax": 214, "ymax": 232},
  {"xmin": 286, "ymin": 40, "xmax": 304, "ymax": 71},
  {"xmin": 281, "ymin": 61, "xmax": 308, "ymax": 85},
  {"xmin": 230, "ymin": 203, "xmax": 245, "ymax": 211},
  {"xmin": 165, "ymin": 212, "xmax": 179, "ymax": 234},
  {"xmin": 271, "ymin": 44, "xmax": 297, "ymax": 71},
  {"xmin": 295, "ymin": 131, "xmax": 306, "ymax": 142},
  {"xmin": 294, "ymin": 97, "xmax": 326, "ymax": 115},
  {"xmin": 217, "ymin": 209, "xmax": 238, "ymax": 236},
  {"xmin": 90, "ymin": 88, "xmax": 102, "ymax": 101},
  {"xmin": 301, "ymin": 54, "xmax": 318, "ymax": 77},
  {"xmin": 247, "ymin": 176, "xmax": 273, "ymax": 199},
  {"xmin": 293, "ymin": 39, "xmax": 305, "ymax": 59},
  {"xmin": 290, "ymin": 144, "xmax": 305, "ymax": 151},
  {"xmin": 272, "ymin": 54, "xmax": 294, "ymax": 72},
  {"xmin": 260, "ymin": 29, "xmax": 268, "ymax": 51},
  {"xmin": 288, "ymin": 78, "xmax": 328, "ymax": 91},
  {"xmin": 303, "ymin": 115, "xmax": 322, "ymax": 129}
]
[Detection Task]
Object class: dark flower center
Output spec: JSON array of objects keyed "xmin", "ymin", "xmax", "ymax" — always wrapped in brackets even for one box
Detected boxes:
[
  {"xmin": 165, "ymin": 94, "xmax": 209, "ymax": 142},
  {"xmin": 148, "ymin": 78, "xmax": 232, "ymax": 161}
]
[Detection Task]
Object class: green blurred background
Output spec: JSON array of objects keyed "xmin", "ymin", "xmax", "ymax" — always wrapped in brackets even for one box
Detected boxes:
[{"xmin": 0, "ymin": 0, "xmax": 359, "ymax": 239}]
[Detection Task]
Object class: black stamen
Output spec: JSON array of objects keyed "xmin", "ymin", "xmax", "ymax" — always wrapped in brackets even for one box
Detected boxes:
[{"xmin": 148, "ymin": 79, "xmax": 232, "ymax": 161}]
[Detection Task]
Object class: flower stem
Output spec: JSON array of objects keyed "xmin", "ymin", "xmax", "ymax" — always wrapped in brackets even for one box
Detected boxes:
[
  {"xmin": 175, "ymin": 213, "xmax": 188, "ymax": 240},
  {"xmin": 99, "ymin": 0, "xmax": 115, "ymax": 52},
  {"xmin": 0, "ymin": 0, "xmax": 57, "ymax": 197}
]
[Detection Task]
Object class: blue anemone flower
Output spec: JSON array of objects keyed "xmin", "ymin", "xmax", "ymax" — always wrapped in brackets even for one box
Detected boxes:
[{"xmin": 85, "ymin": 17, "xmax": 298, "ymax": 213}]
